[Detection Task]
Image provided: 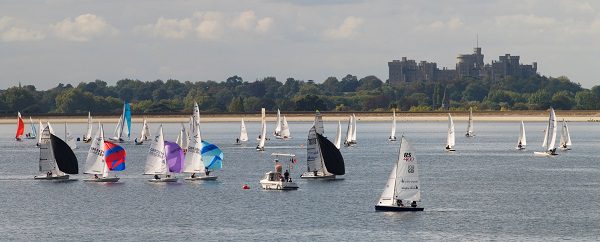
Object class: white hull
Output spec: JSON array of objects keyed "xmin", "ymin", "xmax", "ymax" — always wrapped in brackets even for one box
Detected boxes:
[
  {"xmin": 300, "ymin": 171, "xmax": 336, "ymax": 179},
  {"xmin": 84, "ymin": 177, "xmax": 120, "ymax": 182},
  {"xmin": 184, "ymin": 175, "xmax": 218, "ymax": 181},
  {"xmin": 109, "ymin": 137, "xmax": 125, "ymax": 143},
  {"xmin": 260, "ymin": 180, "xmax": 298, "ymax": 190},
  {"xmin": 34, "ymin": 174, "xmax": 70, "ymax": 180},
  {"xmin": 534, "ymin": 151, "xmax": 558, "ymax": 157},
  {"xmin": 148, "ymin": 177, "xmax": 178, "ymax": 182}
]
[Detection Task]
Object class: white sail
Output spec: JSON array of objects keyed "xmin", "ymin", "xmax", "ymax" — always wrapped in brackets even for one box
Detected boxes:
[
  {"xmin": 139, "ymin": 117, "xmax": 147, "ymax": 141},
  {"xmin": 64, "ymin": 123, "xmax": 77, "ymax": 149},
  {"xmin": 334, "ymin": 121, "xmax": 342, "ymax": 149},
  {"xmin": 113, "ymin": 113, "xmax": 124, "ymax": 140},
  {"xmin": 143, "ymin": 119, "xmax": 151, "ymax": 140},
  {"xmin": 377, "ymin": 154, "xmax": 397, "ymax": 206},
  {"xmin": 518, "ymin": 121, "xmax": 527, "ymax": 147},
  {"xmin": 177, "ymin": 123, "xmax": 188, "ymax": 149},
  {"xmin": 280, "ymin": 116, "xmax": 291, "ymax": 138},
  {"xmin": 390, "ymin": 110, "xmax": 397, "ymax": 139},
  {"xmin": 84, "ymin": 124, "xmax": 106, "ymax": 175},
  {"xmin": 447, "ymin": 114, "xmax": 455, "ymax": 148},
  {"xmin": 306, "ymin": 125, "xmax": 326, "ymax": 173},
  {"xmin": 394, "ymin": 136, "xmax": 421, "ymax": 201},
  {"xmin": 39, "ymin": 125, "xmax": 58, "ymax": 173},
  {"xmin": 84, "ymin": 112, "xmax": 93, "ymax": 141},
  {"xmin": 344, "ymin": 115, "xmax": 353, "ymax": 144},
  {"xmin": 313, "ymin": 111, "xmax": 324, "ymax": 135},
  {"xmin": 183, "ymin": 122, "xmax": 204, "ymax": 173},
  {"xmin": 466, "ymin": 107, "xmax": 474, "ymax": 136},
  {"xmin": 274, "ymin": 109, "xmax": 282, "ymax": 136},
  {"xmin": 47, "ymin": 122, "xmax": 54, "ymax": 134},
  {"xmin": 559, "ymin": 119, "xmax": 572, "ymax": 148},
  {"xmin": 543, "ymin": 108, "xmax": 558, "ymax": 151},
  {"xmin": 239, "ymin": 118, "xmax": 248, "ymax": 141},
  {"xmin": 257, "ymin": 118, "xmax": 267, "ymax": 150},
  {"xmin": 144, "ymin": 125, "xmax": 167, "ymax": 175},
  {"xmin": 37, "ymin": 120, "xmax": 43, "ymax": 144},
  {"xmin": 351, "ymin": 113, "xmax": 357, "ymax": 142},
  {"xmin": 191, "ymin": 102, "xmax": 201, "ymax": 134}
]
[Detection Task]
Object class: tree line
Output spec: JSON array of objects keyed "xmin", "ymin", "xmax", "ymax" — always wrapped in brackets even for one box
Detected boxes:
[{"xmin": 0, "ymin": 73, "xmax": 598, "ymax": 115}]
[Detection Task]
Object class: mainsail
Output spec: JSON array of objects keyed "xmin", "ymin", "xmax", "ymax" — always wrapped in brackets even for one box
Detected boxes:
[
  {"xmin": 542, "ymin": 108, "xmax": 558, "ymax": 151},
  {"xmin": 313, "ymin": 110, "xmax": 324, "ymax": 135},
  {"xmin": 559, "ymin": 119, "xmax": 572, "ymax": 148},
  {"xmin": 344, "ymin": 115, "xmax": 353, "ymax": 145},
  {"xmin": 317, "ymin": 133, "xmax": 345, "ymax": 175},
  {"xmin": 447, "ymin": 114, "xmax": 455, "ymax": 149},
  {"xmin": 183, "ymin": 122, "xmax": 204, "ymax": 174},
  {"xmin": 280, "ymin": 116, "xmax": 291, "ymax": 138},
  {"xmin": 274, "ymin": 109, "xmax": 282, "ymax": 137},
  {"xmin": 306, "ymin": 126, "xmax": 322, "ymax": 173},
  {"xmin": 351, "ymin": 113, "xmax": 357, "ymax": 143},
  {"xmin": 466, "ymin": 107, "xmax": 474, "ymax": 136},
  {"xmin": 239, "ymin": 118, "xmax": 248, "ymax": 142},
  {"xmin": 84, "ymin": 124, "xmax": 107, "ymax": 176},
  {"xmin": 257, "ymin": 108, "xmax": 266, "ymax": 150},
  {"xmin": 84, "ymin": 112, "xmax": 93, "ymax": 141},
  {"xmin": 144, "ymin": 126, "xmax": 167, "ymax": 175},
  {"xmin": 29, "ymin": 117, "xmax": 37, "ymax": 138},
  {"xmin": 518, "ymin": 121, "xmax": 527, "ymax": 147},
  {"xmin": 390, "ymin": 110, "xmax": 397, "ymax": 140},
  {"xmin": 16, "ymin": 112, "xmax": 24, "ymax": 140},
  {"xmin": 334, "ymin": 121, "xmax": 342, "ymax": 149}
]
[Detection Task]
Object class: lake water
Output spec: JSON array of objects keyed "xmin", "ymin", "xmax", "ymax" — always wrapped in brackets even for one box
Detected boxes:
[{"xmin": 1, "ymin": 119, "xmax": 599, "ymax": 241}]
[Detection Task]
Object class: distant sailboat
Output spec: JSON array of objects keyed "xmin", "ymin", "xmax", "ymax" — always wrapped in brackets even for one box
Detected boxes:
[
  {"xmin": 110, "ymin": 102, "xmax": 131, "ymax": 143},
  {"xmin": 237, "ymin": 118, "xmax": 248, "ymax": 144},
  {"xmin": 343, "ymin": 115, "xmax": 354, "ymax": 146},
  {"xmin": 389, "ymin": 110, "xmax": 397, "ymax": 141},
  {"xmin": 351, "ymin": 113, "xmax": 357, "ymax": 144},
  {"xmin": 257, "ymin": 108, "xmax": 267, "ymax": 151},
  {"xmin": 84, "ymin": 124, "xmax": 125, "ymax": 182},
  {"xmin": 534, "ymin": 108, "xmax": 558, "ymax": 156},
  {"xmin": 278, "ymin": 116, "xmax": 291, "ymax": 139},
  {"xmin": 559, "ymin": 119, "xmax": 572, "ymax": 150},
  {"xmin": 516, "ymin": 121, "xmax": 527, "ymax": 150},
  {"xmin": 274, "ymin": 109, "xmax": 282, "ymax": 138},
  {"xmin": 445, "ymin": 114, "xmax": 456, "ymax": 152},
  {"xmin": 176, "ymin": 123, "xmax": 189, "ymax": 153},
  {"xmin": 36, "ymin": 120, "xmax": 43, "ymax": 146},
  {"xmin": 83, "ymin": 112, "xmax": 93, "ymax": 143},
  {"xmin": 144, "ymin": 125, "xmax": 178, "ymax": 182},
  {"xmin": 135, "ymin": 117, "xmax": 151, "ymax": 145},
  {"xmin": 375, "ymin": 135, "xmax": 423, "ymax": 212},
  {"xmin": 183, "ymin": 120, "xmax": 206, "ymax": 180},
  {"xmin": 334, "ymin": 121, "xmax": 342, "ymax": 149},
  {"xmin": 26, "ymin": 117, "xmax": 37, "ymax": 139},
  {"xmin": 465, "ymin": 107, "xmax": 475, "ymax": 137},
  {"xmin": 15, "ymin": 112, "xmax": 24, "ymax": 141},
  {"xmin": 200, "ymin": 140, "xmax": 223, "ymax": 179},
  {"xmin": 64, "ymin": 123, "xmax": 77, "ymax": 149},
  {"xmin": 300, "ymin": 125, "xmax": 345, "ymax": 179},
  {"xmin": 34, "ymin": 124, "xmax": 79, "ymax": 180}
]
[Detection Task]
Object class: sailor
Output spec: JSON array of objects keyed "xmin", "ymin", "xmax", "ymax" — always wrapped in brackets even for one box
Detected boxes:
[
  {"xmin": 397, "ymin": 199, "xmax": 404, "ymax": 207},
  {"xmin": 284, "ymin": 170, "xmax": 289, "ymax": 181},
  {"xmin": 517, "ymin": 142, "xmax": 522, "ymax": 149},
  {"xmin": 205, "ymin": 168, "xmax": 210, "ymax": 176},
  {"xmin": 154, "ymin": 175, "xmax": 160, "ymax": 180},
  {"xmin": 236, "ymin": 138, "xmax": 240, "ymax": 144},
  {"xmin": 94, "ymin": 174, "xmax": 98, "ymax": 179},
  {"xmin": 411, "ymin": 201, "xmax": 417, "ymax": 208},
  {"xmin": 191, "ymin": 173, "xmax": 196, "ymax": 178},
  {"xmin": 445, "ymin": 145, "xmax": 450, "ymax": 150}
]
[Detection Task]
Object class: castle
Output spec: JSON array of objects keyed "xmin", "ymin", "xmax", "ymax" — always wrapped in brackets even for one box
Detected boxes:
[{"xmin": 388, "ymin": 47, "xmax": 537, "ymax": 85}]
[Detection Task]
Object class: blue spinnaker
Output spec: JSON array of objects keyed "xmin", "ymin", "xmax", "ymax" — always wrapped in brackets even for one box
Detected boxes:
[
  {"xmin": 201, "ymin": 140, "xmax": 223, "ymax": 171},
  {"xmin": 124, "ymin": 102, "xmax": 131, "ymax": 139}
]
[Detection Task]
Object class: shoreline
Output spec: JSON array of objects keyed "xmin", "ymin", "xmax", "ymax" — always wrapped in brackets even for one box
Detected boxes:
[{"xmin": 2, "ymin": 111, "xmax": 600, "ymax": 124}]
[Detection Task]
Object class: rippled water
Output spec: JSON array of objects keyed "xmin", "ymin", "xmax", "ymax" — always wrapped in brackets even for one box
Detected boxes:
[{"xmin": 1, "ymin": 119, "xmax": 599, "ymax": 241}]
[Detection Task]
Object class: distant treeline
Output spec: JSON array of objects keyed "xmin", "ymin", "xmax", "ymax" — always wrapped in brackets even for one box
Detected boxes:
[{"xmin": 0, "ymin": 74, "xmax": 598, "ymax": 114}]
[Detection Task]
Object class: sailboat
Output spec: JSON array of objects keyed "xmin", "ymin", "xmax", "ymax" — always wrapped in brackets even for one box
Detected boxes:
[
  {"xmin": 559, "ymin": 119, "xmax": 572, "ymax": 150},
  {"xmin": 465, "ymin": 107, "xmax": 475, "ymax": 137},
  {"xmin": 534, "ymin": 108, "xmax": 558, "ymax": 157},
  {"xmin": 375, "ymin": 135, "xmax": 423, "ymax": 212},
  {"xmin": 351, "ymin": 113, "xmax": 357, "ymax": 144},
  {"xmin": 516, "ymin": 121, "xmax": 527, "ymax": 150},
  {"xmin": 176, "ymin": 123, "xmax": 189, "ymax": 153},
  {"xmin": 34, "ymin": 124, "xmax": 79, "ymax": 180},
  {"xmin": 135, "ymin": 117, "xmax": 151, "ymax": 145},
  {"xmin": 15, "ymin": 112, "xmax": 24, "ymax": 141},
  {"xmin": 445, "ymin": 113, "xmax": 456, "ymax": 152},
  {"xmin": 36, "ymin": 120, "xmax": 43, "ymax": 146},
  {"xmin": 84, "ymin": 124, "xmax": 125, "ymax": 182},
  {"xmin": 278, "ymin": 116, "xmax": 292, "ymax": 139},
  {"xmin": 300, "ymin": 124, "xmax": 345, "ymax": 179},
  {"xmin": 389, "ymin": 110, "xmax": 397, "ymax": 141},
  {"xmin": 183, "ymin": 120, "xmax": 205, "ymax": 180},
  {"xmin": 334, "ymin": 121, "xmax": 342, "ymax": 149},
  {"xmin": 82, "ymin": 112, "xmax": 93, "ymax": 143},
  {"xmin": 110, "ymin": 102, "xmax": 131, "ymax": 143},
  {"xmin": 64, "ymin": 123, "xmax": 77, "ymax": 149},
  {"xmin": 144, "ymin": 125, "xmax": 179, "ymax": 182},
  {"xmin": 343, "ymin": 115, "xmax": 354, "ymax": 146},
  {"xmin": 260, "ymin": 153, "xmax": 298, "ymax": 190},
  {"xmin": 273, "ymin": 109, "xmax": 282, "ymax": 138},
  {"xmin": 313, "ymin": 110, "xmax": 325, "ymax": 135},
  {"xmin": 257, "ymin": 108, "xmax": 267, "ymax": 151},
  {"xmin": 237, "ymin": 118, "xmax": 248, "ymax": 144},
  {"xmin": 26, "ymin": 117, "xmax": 37, "ymax": 139}
]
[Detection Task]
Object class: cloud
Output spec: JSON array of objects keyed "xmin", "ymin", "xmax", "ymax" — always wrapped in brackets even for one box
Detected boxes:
[
  {"xmin": 194, "ymin": 12, "xmax": 224, "ymax": 40},
  {"xmin": 417, "ymin": 17, "xmax": 463, "ymax": 31},
  {"xmin": 495, "ymin": 14, "xmax": 556, "ymax": 27},
  {"xmin": 231, "ymin": 10, "xmax": 274, "ymax": 33},
  {"xmin": 0, "ymin": 16, "xmax": 45, "ymax": 42},
  {"xmin": 324, "ymin": 16, "xmax": 363, "ymax": 39},
  {"xmin": 51, "ymin": 14, "xmax": 117, "ymax": 41},
  {"xmin": 137, "ymin": 17, "xmax": 194, "ymax": 39},
  {"xmin": 256, "ymin": 17, "xmax": 274, "ymax": 33},
  {"xmin": 559, "ymin": 0, "xmax": 594, "ymax": 13}
]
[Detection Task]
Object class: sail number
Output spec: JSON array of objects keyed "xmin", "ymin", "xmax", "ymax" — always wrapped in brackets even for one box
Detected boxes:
[
  {"xmin": 408, "ymin": 165, "xmax": 415, "ymax": 173},
  {"xmin": 403, "ymin": 152, "xmax": 414, "ymax": 162}
]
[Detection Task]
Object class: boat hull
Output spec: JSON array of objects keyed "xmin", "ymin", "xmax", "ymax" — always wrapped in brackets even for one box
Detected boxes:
[
  {"xmin": 184, "ymin": 175, "xmax": 218, "ymax": 181},
  {"xmin": 84, "ymin": 177, "xmax": 120, "ymax": 182},
  {"xmin": 259, "ymin": 180, "xmax": 298, "ymax": 190},
  {"xmin": 300, "ymin": 172, "xmax": 336, "ymax": 179},
  {"xmin": 534, "ymin": 151, "xmax": 559, "ymax": 157},
  {"xmin": 445, "ymin": 149, "xmax": 456, "ymax": 152},
  {"xmin": 34, "ymin": 174, "xmax": 70, "ymax": 180},
  {"xmin": 148, "ymin": 177, "xmax": 178, "ymax": 182},
  {"xmin": 388, "ymin": 137, "xmax": 397, "ymax": 141},
  {"xmin": 375, "ymin": 205, "xmax": 424, "ymax": 212}
]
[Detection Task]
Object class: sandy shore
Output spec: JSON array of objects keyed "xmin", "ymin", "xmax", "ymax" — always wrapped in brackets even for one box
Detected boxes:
[{"xmin": 2, "ymin": 111, "xmax": 600, "ymax": 124}]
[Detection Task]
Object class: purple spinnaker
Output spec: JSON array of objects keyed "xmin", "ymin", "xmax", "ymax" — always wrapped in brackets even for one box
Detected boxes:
[{"xmin": 164, "ymin": 141, "xmax": 184, "ymax": 173}]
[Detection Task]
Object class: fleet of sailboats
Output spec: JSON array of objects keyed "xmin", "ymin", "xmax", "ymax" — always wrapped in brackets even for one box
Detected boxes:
[
  {"xmin": 559, "ymin": 119, "xmax": 572, "ymax": 150},
  {"xmin": 389, "ymin": 110, "xmax": 397, "ymax": 141},
  {"xmin": 110, "ymin": 102, "xmax": 132, "ymax": 143},
  {"xmin": 534, "ymin": 108, "xmax": 558, "ymax": 157},
  {"xmin": 465, "ymin": 107, "xmax": 475, "ymax": 137},
  {"xmin": 445, "ymin": 114, "xmax": 456, "ymax": 152},
  {"xmin": 375, "ymin": 136, "xmax": 423, "ymax": 212},
  {"xmin": 517, "ymin": 121, "xmax": 527, "ymax": 150}
]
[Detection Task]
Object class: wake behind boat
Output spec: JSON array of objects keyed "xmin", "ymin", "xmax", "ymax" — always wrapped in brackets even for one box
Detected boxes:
[{"xmin": 375, "ymin": 135, "xmax": 423, "ymax": 212}]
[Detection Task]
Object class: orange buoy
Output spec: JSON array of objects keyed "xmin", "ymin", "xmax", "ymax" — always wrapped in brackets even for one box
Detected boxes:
[{"xmin": 242, "ymin": 184, "xmax": 250, "ymax": 190}]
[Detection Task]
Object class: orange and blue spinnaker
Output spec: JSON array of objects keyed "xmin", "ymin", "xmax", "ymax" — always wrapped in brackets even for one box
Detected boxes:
[{"xmin": 104, "ymin": 141, "xmax": 126, "ymax": 171}]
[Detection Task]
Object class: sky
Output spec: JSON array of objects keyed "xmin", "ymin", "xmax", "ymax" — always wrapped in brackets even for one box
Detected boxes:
[{"xmin": 1, "ymin": 0, "xmax": 600, "ymax": 89}]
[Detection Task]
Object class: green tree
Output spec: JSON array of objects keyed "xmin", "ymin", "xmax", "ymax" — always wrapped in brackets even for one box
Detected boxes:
[
  {"xmin": 228, "ymin": 97, "xmax": 245, "ymax": 112},
  {"xmin": 575, "ymin": 90, "xmax": 597, "ymax": 110}
]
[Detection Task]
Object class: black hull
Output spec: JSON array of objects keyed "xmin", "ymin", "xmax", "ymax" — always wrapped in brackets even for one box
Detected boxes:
[{"xmin": 375, "ymin": 205, "xmax": 424, "ymax": 212}]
